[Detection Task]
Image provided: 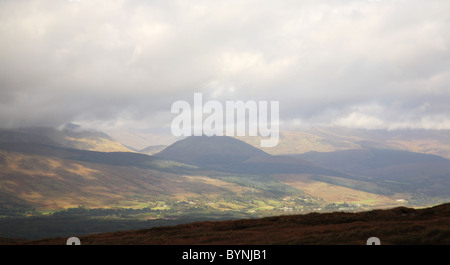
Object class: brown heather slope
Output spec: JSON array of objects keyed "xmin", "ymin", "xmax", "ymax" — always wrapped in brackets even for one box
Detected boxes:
[{"xmin": 17, "ymin": 203, "xmax": 450, "ymax": 245}]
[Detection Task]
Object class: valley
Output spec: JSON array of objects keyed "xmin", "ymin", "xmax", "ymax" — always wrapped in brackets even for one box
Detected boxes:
[{"xmin": 0, "ymin": 126, "xmax": 449, "ymax": 241}]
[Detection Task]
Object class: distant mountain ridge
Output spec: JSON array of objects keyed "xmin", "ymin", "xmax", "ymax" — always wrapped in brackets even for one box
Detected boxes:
[
  {"xmin": 297, "ymin": 147, "xmax": 450, "ymax": 197},
  {"xmin": 0, "ymin": 125, "xmax": 132, "ymax": 153},
  {"xmin": 138, "ymin": 145, "xmax": 168, "ymax": 155},
  {"xmin": 154, "ymin": 135, "xmax": 450, "ymax": 197},
  {"xmin": 154, "ymin": 135, "xmax": 350, "ymax": 176},
  {"xmin": 236, "ymin": 127, "xmax": 450, "ymax": 159}
]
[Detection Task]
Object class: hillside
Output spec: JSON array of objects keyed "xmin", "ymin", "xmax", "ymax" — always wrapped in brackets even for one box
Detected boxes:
[
  {"xmin": 139, "ymin": 145, "xmax": 168, "ymax": 155},
  {"xmin": 234, "ymin": 130, "xmax": 363, "ymax": 155},
  {"xmin": 15, "ymin": 203, "xmax": 450, "ymax": 245},
  {"xmin": 154, "ymin": 136, "xmax": 450, "ymax": 203},
  {"xmin": 236, "ymin": 128, "xmax": 450, "ymax": 159},
  {"xmin": 297, "ymin": 147, "xmax": 450, "ymax": 197},
  {"xmin": 154, "ymin": 135, "xmax": 349, "ymax": 176},
  {"xmin": 0, "ymin": 125, "xmax": 133, "ymax": 153},
  {"xmin": 0, "ymin": 142, "xmax": 201, "ymax": 210}
]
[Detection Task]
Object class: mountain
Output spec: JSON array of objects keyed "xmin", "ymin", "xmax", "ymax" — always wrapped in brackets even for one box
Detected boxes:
[
  {"xmin": 154, "ymin": 135, "xmax": 450, "ymax": 203},
  {"xmin": 0, "ymin": 135, "xmax": 324, "ymax": 218},
  {"xmin": 1, "ymin": 126, "xmax": 449, "ymax": 241},
  {"xmin": 236, "ymin": 127, "xmax": 450, "ymax": 159},
  {"xmin": 156, "ymin": 135, "xmax": 270, "ymax": 165},
  {"xmin": 0, "ymin": 142, "xmax": 199, "ymax": 211},
  {"xmin": 154, "ymin": 135, "xmax": 349, "ymax": 176},
  {"xmin": 234, "ymin": 130, "xmax": 363, "ymax": 155},
  {"xmin": 304, "ymin": 127, "xmax": 450, "ymax": 159},
  {"xmin": 0, "ymin": 134, "xmax": 329, "ymax": 240},
  {"xmin": 138, "ymin": 145, "xmax": 168, "ymax": 155},
  {"xmin": 297, "ymin": 147, "xmax": 450, "ymax": 197},
  {"xmin": 2, "ymin": 129, "xmax": 448, "ymax": 213},
  {"xmin": 0, "ymin": 125, "xmax": 133, "ymax": 153},
  {"xmin": 14, "ymin": 202, "xmax": 450, "ymax": 245}
]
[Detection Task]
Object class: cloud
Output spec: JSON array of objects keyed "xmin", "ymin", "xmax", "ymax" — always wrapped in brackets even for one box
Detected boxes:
[
  {"xmin": 0, "ymin": 0, "xmax": 449, "ymax": 147},
  {"xmin": 334, "ymin": 112, "xmax": 385, "ymax": 129}
]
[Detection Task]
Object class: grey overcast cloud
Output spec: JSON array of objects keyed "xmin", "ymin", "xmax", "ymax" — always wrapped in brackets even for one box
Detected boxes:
[{"xmin": 1, "ymin": 0, "xmax": 449, "ymax": 148}]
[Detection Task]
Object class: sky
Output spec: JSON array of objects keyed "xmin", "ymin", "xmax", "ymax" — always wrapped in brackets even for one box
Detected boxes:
[{"xmin": 1, "ymin": 0, "xmax": 449, "ymax": 148}]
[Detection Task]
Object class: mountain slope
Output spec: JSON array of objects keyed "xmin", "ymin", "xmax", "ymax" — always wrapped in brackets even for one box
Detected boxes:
[
  {"xmin": 305, "ymin": 127, "xmax": 450, "ymax": 159},
  {"xmin": 0, "ymin": 125, "xmax": 133, "ymax": 153},
  {"xmin": 155, "ymin": 136, "xmax": 450, "ymax": 200},
  {"xmin": 234, "ymin": 130, "xmax": 363, "ymax": 155},
  {"xmin": 297, "ymin": 147, "xmax": 450, "ymax": 197},
  {"xmin": 138, "ymin": 145, "xmax": 168, "ymax": 155},
  {"xmin": 155, "ymin": 136, "xmax": 351, "ymax": 177},
  {"xmin": 236, "ymin": 128, "xmax": 450, "ymax": 160},
  {"xmin": 0, "ymin": 142, "xmax": 256, "ymax": 211}
]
